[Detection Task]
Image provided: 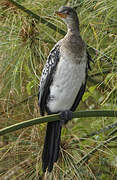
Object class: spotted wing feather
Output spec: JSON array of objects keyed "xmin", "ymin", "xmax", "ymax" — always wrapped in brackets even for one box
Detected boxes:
[{"xmin": 39, "ymin": 44, "xmax": 60, "ymax": 116}]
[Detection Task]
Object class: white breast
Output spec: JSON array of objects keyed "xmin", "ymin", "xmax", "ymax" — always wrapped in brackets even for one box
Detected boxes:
[{"xmin": 47, "ymin": 55, "xmax": 87, "ymax": 113}]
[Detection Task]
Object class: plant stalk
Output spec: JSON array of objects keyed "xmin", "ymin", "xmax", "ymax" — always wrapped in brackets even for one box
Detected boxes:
[{"xmin": 0, "ymin": 110, "xmax": 117, "ymax": 136}]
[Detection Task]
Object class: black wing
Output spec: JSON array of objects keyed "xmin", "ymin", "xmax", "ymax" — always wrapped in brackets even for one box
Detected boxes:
[
  {"xmin": 39, "ymin": 44, "xmax": 60, "ymax": 116},
  {"xmin": 71, "ymin": 50, "xmax": 92, "ymax": 111}
]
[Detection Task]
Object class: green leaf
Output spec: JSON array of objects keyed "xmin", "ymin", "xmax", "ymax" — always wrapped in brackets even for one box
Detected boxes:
[
  {"xmin": 82, "ymin": 92, "xmax": 91, "ymax": 101},
  {"xmin": 88, "ymin": 85, "xmax": 97, "ymax": 93}
]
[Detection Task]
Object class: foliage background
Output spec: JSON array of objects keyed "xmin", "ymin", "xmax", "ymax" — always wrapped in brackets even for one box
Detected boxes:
[{"xmin": 0, "ymin": 0, "xmax": 117, "ymax": 179}]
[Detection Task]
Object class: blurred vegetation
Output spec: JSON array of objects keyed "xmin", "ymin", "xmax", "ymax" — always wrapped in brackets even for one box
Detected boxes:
[{"xmin": 0, "ymin": 0, "xmax": 117, "ymax": 179}]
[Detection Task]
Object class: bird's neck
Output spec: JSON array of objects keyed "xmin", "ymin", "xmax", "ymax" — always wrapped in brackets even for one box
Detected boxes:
[{"xmin": 67, "ymin": 20, "xmax": 80, "ymax": 34}]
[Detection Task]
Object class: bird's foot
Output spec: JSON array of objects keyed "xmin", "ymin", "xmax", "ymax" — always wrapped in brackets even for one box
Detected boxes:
[{"xmin": 59, "ymin": 110, "xmax": 72, "ymax": 125}]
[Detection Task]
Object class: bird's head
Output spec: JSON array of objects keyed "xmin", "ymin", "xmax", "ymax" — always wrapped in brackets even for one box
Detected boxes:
[{"xmin": 56, "ymin": 6, "xmax": 79, "ymax": 30}]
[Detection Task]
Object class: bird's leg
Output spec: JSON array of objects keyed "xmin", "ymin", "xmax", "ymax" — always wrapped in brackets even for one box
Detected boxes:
[{"xmin": 59, "ymin": 110, "xmax": 73, "ymax": 125}]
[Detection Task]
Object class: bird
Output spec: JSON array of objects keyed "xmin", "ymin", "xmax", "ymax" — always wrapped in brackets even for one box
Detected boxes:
[{"xmin": 38, "ymin": 6, "xmax": 92, "ymax": 172}]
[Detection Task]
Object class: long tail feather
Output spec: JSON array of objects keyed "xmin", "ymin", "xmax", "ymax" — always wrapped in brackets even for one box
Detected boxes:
[{"xmin": 42, "ymin": 121, "xmax": 62, "ymax": 172}]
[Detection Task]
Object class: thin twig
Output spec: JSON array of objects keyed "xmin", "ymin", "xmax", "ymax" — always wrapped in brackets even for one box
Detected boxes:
[
  {"xmin": 87, "ymin": 76, "xmax": 105, "ymax": 88},
  {"xmin": 0, "ymin": 93, "xmax": 37, "ymax": 116},
  {"xmin": 64, "ymin": 135, "xmax": 117, "ymax": 178},
  {"xmin": 81, "ymin": 122, "xmax": 117, "ymax": 140},
  {"xmin": 77, "ymin": 135, "xmax": 117, "ymax": 167},
  {"xmin": 108, "ymin": 128, "xmax": 117, "ymax": 137},
  {"xmin": 88, "ymin": 45, "xmax": 112, "ymax": 62},
  {"xmin": 90, "ymin": 67, "xmax": 117, "ymax": 77}
]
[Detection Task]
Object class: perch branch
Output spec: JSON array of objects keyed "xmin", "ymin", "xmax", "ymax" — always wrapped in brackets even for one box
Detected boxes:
[{"xmin": 0, "ymin": 110, "xmax": 117, "ymax": 136}]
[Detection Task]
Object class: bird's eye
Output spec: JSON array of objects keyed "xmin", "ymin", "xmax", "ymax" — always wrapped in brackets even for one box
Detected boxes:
[{"xmin": 64, "ymin": 10, "xmax": 69, "ymax": 15}]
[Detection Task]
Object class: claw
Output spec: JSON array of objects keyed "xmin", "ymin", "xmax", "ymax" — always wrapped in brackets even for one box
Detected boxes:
[{"xmin": 59, "ymin": 110, "xmax": 72, "ymax": 125}]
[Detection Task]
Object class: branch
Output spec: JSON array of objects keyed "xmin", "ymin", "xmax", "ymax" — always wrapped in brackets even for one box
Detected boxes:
[{"xmin": 0, "ymin": 110, "xmax": 117, "ymax": 136}]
